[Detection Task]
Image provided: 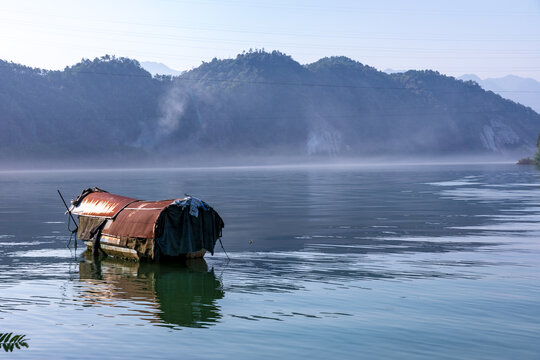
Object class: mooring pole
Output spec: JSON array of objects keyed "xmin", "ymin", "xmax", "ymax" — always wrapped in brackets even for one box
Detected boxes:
[
  {"xmin": 57, "ymin": 190, "xmax": 78, "ymax": 226},
  {"xmin": 58, "ymin": 190, "xmax": 79, "ymax": 249}
]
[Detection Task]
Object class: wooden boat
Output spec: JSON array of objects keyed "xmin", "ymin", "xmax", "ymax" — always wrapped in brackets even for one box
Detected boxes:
[{"xmin": 69, "ymin": 188, "xmax": 224, "ymax": 261}]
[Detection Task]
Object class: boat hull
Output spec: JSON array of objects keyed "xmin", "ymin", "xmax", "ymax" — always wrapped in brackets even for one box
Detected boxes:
[{"xmin": 84, "ymin": 241, "xmax": 206, "ymax": 261}]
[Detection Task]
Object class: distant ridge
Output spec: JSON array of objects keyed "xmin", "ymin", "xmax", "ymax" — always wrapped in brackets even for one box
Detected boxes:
[
  {"xmin": 459, "ymin": 74, "xmax": 540, "ymax": 113},
  {"xmin": 140, "ymin": 61, "xmax": 183, "ymax": 76},
  {"xmin": 384, "ymin": 68, "xmax": 409, "ymax": 74}
]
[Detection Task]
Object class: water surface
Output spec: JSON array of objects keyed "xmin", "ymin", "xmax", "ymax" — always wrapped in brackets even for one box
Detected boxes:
[{"xmin": 1, "ymin": 164, "xmax": 539, "ymax": 359}]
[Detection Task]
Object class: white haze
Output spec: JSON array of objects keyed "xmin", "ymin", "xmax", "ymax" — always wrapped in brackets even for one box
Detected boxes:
[
  {"xmin": 156, "ymin": 84, "xmax": 189, "ymax": 138},
  {"xmin": 0, "ymin": 154, "xmax": 521, "ymax": 172}
]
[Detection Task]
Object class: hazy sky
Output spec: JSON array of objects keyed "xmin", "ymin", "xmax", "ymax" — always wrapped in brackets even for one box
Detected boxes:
[{"xmin": 1, "ymin": 0, "xmax": 539, "ymax": 80}]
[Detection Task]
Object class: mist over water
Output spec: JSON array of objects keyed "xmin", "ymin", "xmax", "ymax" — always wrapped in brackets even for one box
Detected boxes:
[
  {"xmin": 0, "ymin": 163, "xmax": 539, "ymax": 359},
  {"xmin": 0, "ymin": 152, "xmax": 524, "ymax": 172}
]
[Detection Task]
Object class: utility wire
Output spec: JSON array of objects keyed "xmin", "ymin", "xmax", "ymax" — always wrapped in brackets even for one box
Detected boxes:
[
  {"xmin": 3, "ymin": 11, "xmax": 539, "ymax": 43},
  {"xmin": 3, "ymin": 109, "xmax": 530, "ymax": 125},
  {"xmin": 3, "ymin": 20, "xmax": 540, "ymax": 54},
  {"xmin": 2, "ymin": 64, "xmax": 540, "ymax": 94}
]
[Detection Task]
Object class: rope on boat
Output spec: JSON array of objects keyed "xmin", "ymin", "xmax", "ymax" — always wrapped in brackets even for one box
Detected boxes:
[
  {"xmin": 58, "ymin": 190, "xmax": 78, "ymax": 249},
  {"xmin": 218, "ymin": 238, "xmax": 230, "ymax": 261},
  {"xmin": 66, "ymin": 215, "xmax": 77, "ymax": 250}
]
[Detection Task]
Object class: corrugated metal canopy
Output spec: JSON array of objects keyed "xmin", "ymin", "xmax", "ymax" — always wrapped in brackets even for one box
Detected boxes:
[
  {"xmin": 71, "ymin": 192, "xmax": 138, "ymax": 218},
  {"xmin": 104, "ymin": 199, "xmax": 183, "ymax": 239}
]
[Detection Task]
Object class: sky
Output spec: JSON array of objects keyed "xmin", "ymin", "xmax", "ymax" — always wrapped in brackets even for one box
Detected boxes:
[{"xmin": 1, "ymin": 0, "xmax": 540, "ymax": 80}]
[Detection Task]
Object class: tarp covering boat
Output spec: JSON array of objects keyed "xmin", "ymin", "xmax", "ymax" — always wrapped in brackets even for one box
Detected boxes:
[{"xmin": 70, "ymin": 188, "xmax": 224, "ymax": 260}]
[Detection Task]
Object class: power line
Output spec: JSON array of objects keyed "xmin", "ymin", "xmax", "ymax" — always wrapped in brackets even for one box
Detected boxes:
[
  {"xmin": 3, "ymin": 31, "xmax": 540, "ymax": 65},
  {"xmin": 12, "ymin": 108, "xmax": 532, "ymax": 125},
  {"xmin": 189, "ymin": 108, "xmax": 535, "ymax": 121},
  {"xmin": 122, "ymin": 0, "xmax": 540, "ymax": 17},
  {"xmin": 2, "ymin": 11, "xmax": 540, "ymax": 43},
  {"xmin": 4, "ymin": 19, "xmax": 540, "ymax": 55},
  {"xmin": 1, "ymin": 63, "xmax": 538, "ymax": 120},
  {"xmin": 2, "ymin": 63, "xmax": 540, "ymax": 94}
]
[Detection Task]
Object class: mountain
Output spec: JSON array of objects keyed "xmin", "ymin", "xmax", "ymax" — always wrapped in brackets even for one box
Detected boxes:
[
  {"xmin": 140, "ymin": 61, "xmax": 183, "ymax": 76},
  {"xmin": 460, "ymin": 74, "xmax": 482, "ymax": 83},
  {"xmin": 459, "ymin": 74, "xmax": 540, "ymax": 113},
  {"xmin": 384, "ymin": 68, "xmax": 408, "ymax": 74},
  {"xmin": 1, "ymin": 51, "xmax": 539, "ymax": 168}
]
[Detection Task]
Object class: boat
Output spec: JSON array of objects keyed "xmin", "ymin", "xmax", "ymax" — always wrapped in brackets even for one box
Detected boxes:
[{"xmin": 68, "ymin": 187, "xmax": 224, "ymax": 261}]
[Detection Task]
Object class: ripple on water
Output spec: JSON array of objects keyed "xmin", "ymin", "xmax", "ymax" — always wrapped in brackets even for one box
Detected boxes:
[
  {"xmin": 450, "ymin": 222, "xmax": 540, "ymax": 232},
  {"xmin": 426, "ymin": 180, "xmax": 483, "ymax": 187},
  {"xmin": 439, "ymin": 188, "xmax": 537, "ymax": 201},
  {"xmin": 8, "ymin": 248, "xmax": 77, "ymax": 258},
  {"xmin": 0, "ymin": 241, "xmax": 55, "ymax": 247}
]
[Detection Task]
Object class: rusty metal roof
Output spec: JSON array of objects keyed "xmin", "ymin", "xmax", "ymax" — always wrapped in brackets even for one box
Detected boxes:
[
  {"xmin": 70, "ymin": 192, "xmax": 138, "ymax": 218},
  {"xmin": 72, "ymin": 188, "xmax": 189, "ymax": 240},
  {"xmin": 104, "ymin": 199, "xmax": 184, "ymax": 239}
]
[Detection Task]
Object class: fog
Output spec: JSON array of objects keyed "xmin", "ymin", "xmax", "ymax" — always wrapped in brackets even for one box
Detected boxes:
[{"xmin": 0, "ymin": 152, "xmax": 526, "ymax": 172}]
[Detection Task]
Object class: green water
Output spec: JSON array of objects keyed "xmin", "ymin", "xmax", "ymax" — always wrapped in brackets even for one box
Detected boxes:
[{"xmin": 0, "ymin": 164, "xmax": 539, "ymax": 359}]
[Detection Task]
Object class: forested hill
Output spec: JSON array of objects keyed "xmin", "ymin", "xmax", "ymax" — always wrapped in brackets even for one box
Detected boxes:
[{"xmin": 1, "ymin": 51, "xmax": 539, "ymax": 167}]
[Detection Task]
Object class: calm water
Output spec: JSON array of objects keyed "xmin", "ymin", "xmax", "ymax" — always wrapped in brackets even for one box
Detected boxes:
[{"xmin": 0, "ymin": 163, "xmax": 539, "ymax": 359}]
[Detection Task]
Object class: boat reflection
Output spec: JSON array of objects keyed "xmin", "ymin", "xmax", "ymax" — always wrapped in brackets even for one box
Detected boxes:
[{"xmin": 78, "ymin": 255, "xmax": 224, "ymax": 328}]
